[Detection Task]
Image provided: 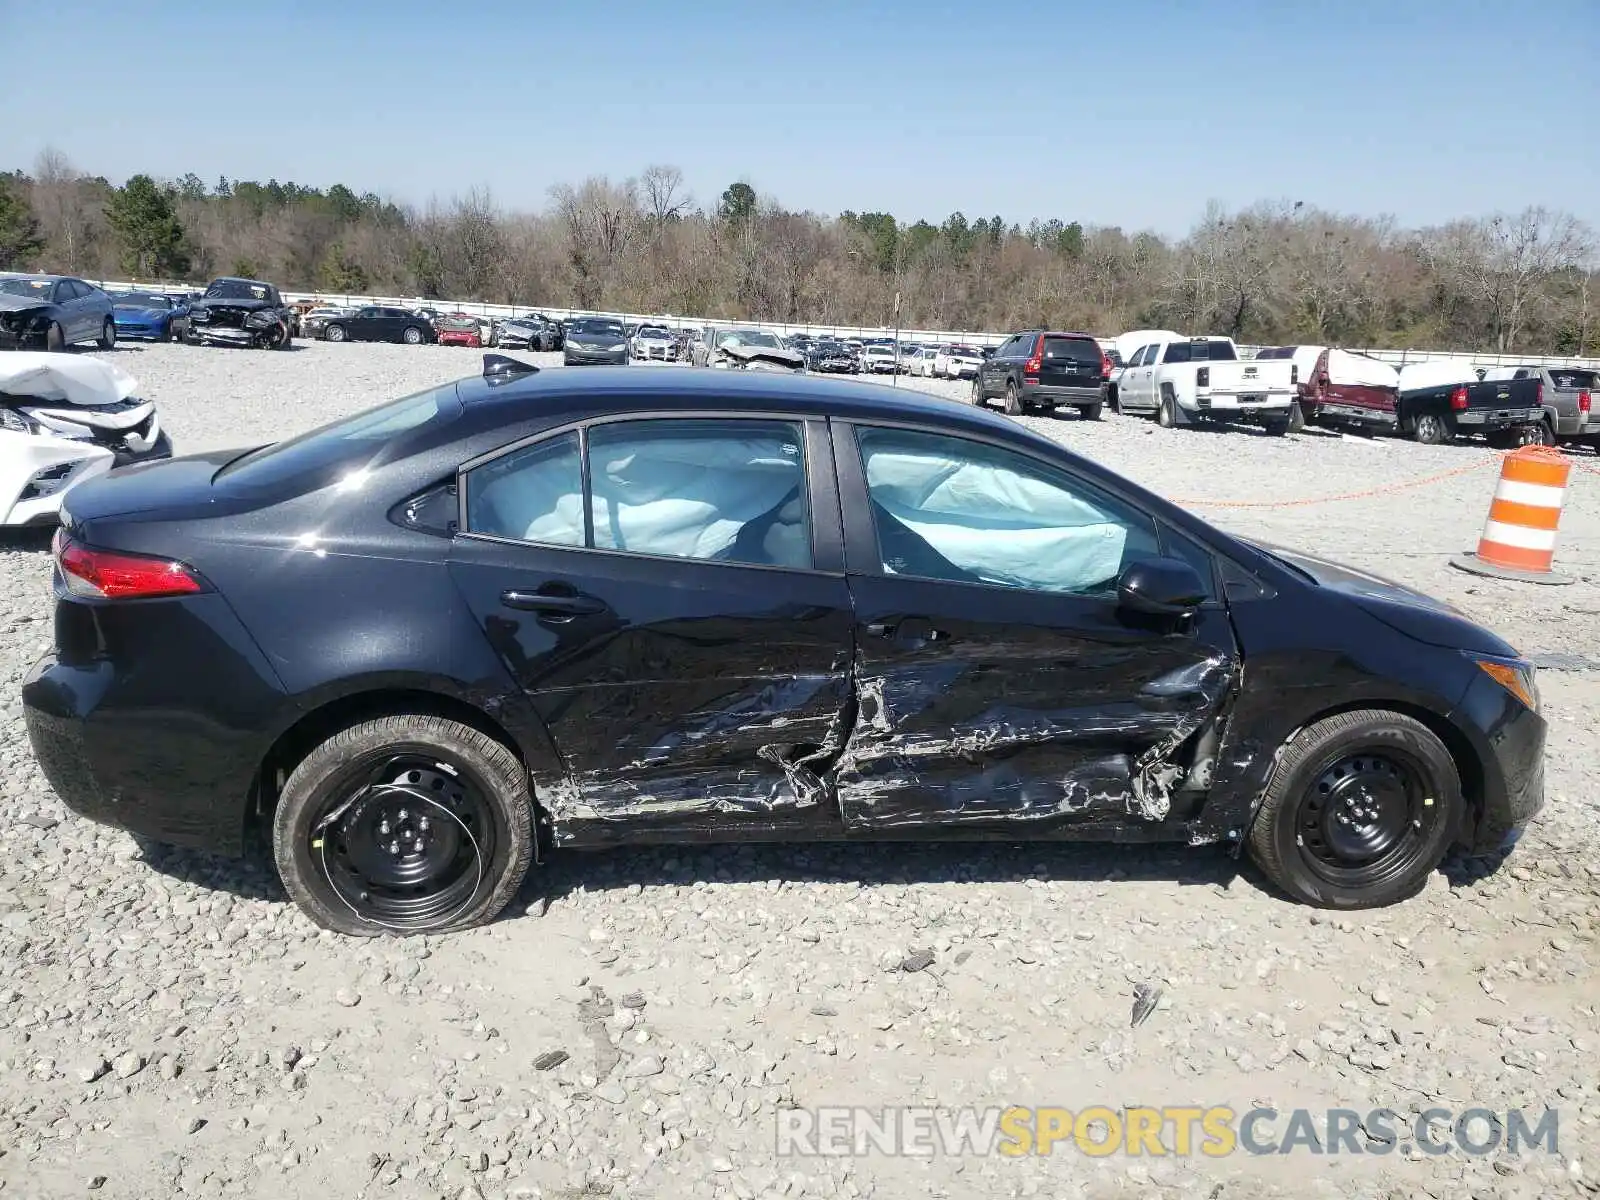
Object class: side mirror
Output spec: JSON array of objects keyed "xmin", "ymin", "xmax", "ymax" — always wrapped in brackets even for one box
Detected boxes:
[{"xmin": 1116, "ymin": 558, "xmax": 1208, "ymax": 616}]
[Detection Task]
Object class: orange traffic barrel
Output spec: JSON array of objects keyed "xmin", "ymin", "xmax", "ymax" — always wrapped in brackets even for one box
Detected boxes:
[{"xmin": 1450, "ymin": 446, "xmax": 1573, "ymax": 585}]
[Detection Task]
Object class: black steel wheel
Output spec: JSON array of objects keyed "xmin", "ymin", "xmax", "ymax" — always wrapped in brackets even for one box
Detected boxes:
[
  {"xmin": 273, "ymin": 714, "xmax": 534, "ymax": 936},
  {"xmin": 1248, "ymin": 710, "xmax": 1462, "ymax": 908}
]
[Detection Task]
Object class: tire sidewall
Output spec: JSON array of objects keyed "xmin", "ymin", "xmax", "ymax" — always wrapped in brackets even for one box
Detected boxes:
[
  {"xmin": 272, "ymin": 718, "xmax": 533, "ymax": 936},
  {"xmin": 1261, "ymin": 719, "xmax": 1462, "ymax": 909}
]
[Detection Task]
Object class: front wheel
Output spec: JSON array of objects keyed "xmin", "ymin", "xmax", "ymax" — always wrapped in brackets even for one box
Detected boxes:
[
  {"xmin": 97, "ymin": 318, "xmax": 116, "ymax": 351},
  {"xmin": 1107, "ymin": 385, "xmax": 1121, "ymax": 415},
  {"xmin": 44, "ymin": 322, "xmax": 65, "ymax": 352},
  {"xmin": 272, "ymin": 714, "xmax": 535, "ymax": 936},
  {"xmin": 1246, "ymin": 710, "xmax": 1462, "ymax": 909}
]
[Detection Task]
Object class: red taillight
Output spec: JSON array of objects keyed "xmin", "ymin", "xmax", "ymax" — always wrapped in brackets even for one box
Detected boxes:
[
  {"xmin": 1535, "ymin": 381, "xmax": 1544, "ymax": 406},
  {"xmin": 1450, "ymin": 386, "xmax": 1469, "ymax": 411},
  {"xmin": 54, "ymin": 534, "xmax": 203, "ymax": 600},
  {"xmin": 1023, "ymin": 337, "xmax": 1041, "ymax": 376},
  {"xmin": 1580, "ymin": 390, "xmax": 1592, "ymax": 414},
  {"xmin": 1099, "ymin": 353, "xmax": 1112, "ymax": 379}
]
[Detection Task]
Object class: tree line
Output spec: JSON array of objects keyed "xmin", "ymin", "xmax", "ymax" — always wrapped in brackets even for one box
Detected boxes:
[{"xmin": 1, "ymin": 150, "xmax": 1595, "ymax": 354}]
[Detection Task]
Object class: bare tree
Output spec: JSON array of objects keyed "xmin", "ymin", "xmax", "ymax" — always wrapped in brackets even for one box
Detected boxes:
[
  {"xmin": 640, "ymin": 165, "xmax": 689, "ymax": 230},
  {"xmin": 32, "ymin": 148, "xmax": 102, "ymax": 274}
]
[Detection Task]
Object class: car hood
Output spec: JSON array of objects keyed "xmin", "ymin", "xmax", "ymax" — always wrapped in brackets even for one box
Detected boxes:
[
  {"xmin": 114, "ymin": 305, "xmax": 168, "ymax": 318},
  {"xmin": 1248, "ymin": 541, "xmax": 1519, "ymax": 657},
  {"xmin": 0, "ymin": 293, "xmax": 51, "ymax": 313},
  {"xmin": 193, "ymin": 296, "xmax": 273, "ymax": 310},
  {"xmin": 569, "ymin": 331, "xmax": 625, "ymax": 345}
]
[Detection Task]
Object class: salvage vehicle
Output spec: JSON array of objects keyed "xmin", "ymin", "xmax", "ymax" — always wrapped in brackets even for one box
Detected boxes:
[
  {"xmin": 717, "ymin": 342, "xmax": 806, "ymax": 372},
  {"xmin": 298, "ymin": 306, "xmax": 354, "ymax": 341},
  {"xmin": 1481, "ymin": 364, "xmax": 1597, "ymax": 447},
  {"xmin": 186, "ymin": 278, "xmax": 294, "ymax": 350},
  {"xmin": 1395, "ymin": 361, "xmax": 1544, "ymax": 446},
  {"xmin": 709, "ymin": 329, "xmax": 790, "ymax": 369},
  {"xmin": 941, "ymin": 346, "xmax": 985, "ymax": 380},
  {"xmin": 631, "ymin": 325, "xmax": 677, "ymax": 362},
  {"xmin": 563, "ymin": 318, "xmax": 630, "ymax": 366},
  {"xmin": 807, "ymin": 339, "xmax": 860, "ymax": 374},
  {"xmin": 1115, "ymin": 336, "xmax": 1296, "ymax": 433},
  {"xmin": 22, "ymin": 358, "xmax": 1545, "ymax": 935},
  {"xmin": 976, "ymin": 330, "xmax": 1110, "ymax": 420},
  {"xmin": 1257, "ymin": 345, "xmax": 1397, "ymax": 433},
  {"xmin": 0, "ymin": 275, "xmax": 116, "ymax": 352},
  {"xmin": 321, "ymin": 306, "xmax": 436, "ymax": 346},
  {"xmin": 1, "ymin": 353, "xmax": 171, "ymax": 526},
  {"xmin": 110, "ymin": 291, "xmax": 190, "ymax": 343},
  {"xmin": 436, "ymin": 314, "xmax": 484, "ymax": 348},
  {"xmin": 862, "ymin": 345, "xmax": 898, "ymax": 374},
  {"xmin": 493, "ymin": 314, "xmax": 561, "ymax": 352}
]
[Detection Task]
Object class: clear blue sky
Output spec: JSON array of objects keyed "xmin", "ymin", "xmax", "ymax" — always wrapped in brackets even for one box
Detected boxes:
[{"xmin": 2, "ymin": 0, "xmax": 1596, "ymax": 236}]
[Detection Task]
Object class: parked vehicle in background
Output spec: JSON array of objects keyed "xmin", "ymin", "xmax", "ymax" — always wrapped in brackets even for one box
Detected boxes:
[
  {"xmin": 185, "ymin": 278, "xmax": 294, "ymax": 350},
  {"xmin": 436, "ymin": 314, "xmax": 484, "ymax": 348},
  {"xmin": 1111, "ymin": 329, "xmax": 1183, "ymax": 368},
  {"xmin": 1, "ymin": 353, "xmax": 172, "ymax": 526},
  {"xmin": 709, "ymin": 329, "xmax": 789, "ymax": 369},
  {"xmin": 942, "ymin": 345, "xmax": 984, "ymax": 380},
  {"xmin": 321, "ymin": 306, "xmax": 436, "ymax": 346},
  {"xmin": 24, "ymin": 360, "xmax": 1546, "ymax": 934},
  {"xmin": 298, "ymin": 306, "xmax": 354, "ymax": 341},
  {"xmin": 1395, "ymin": 361, "xmax": 1544, "ymax": 446},
  {"xmin": 902, "ymin": 347, "xmax": 939, "ymax": 377},
  {"xmin": 1114, "ymin": 336, "xmax": 1294, "ymax": 433},
  {"xmin": 0, "ymin": 275, "xmax": 117, "ymax": 352},
  {"xmin": 631, "ymin": 325, "xmax": 677, "ymax": 361},
  {"xmin": 1481, "ymin": 364, "xmax": 1598, "ymax": 447},
  {"xmin": 287, "ymin": 300, "xmax": 321, "ymax": 337},
  {"xmin": 564, "ymin": 317, "xmax": 630, "ymax": 365},
  {"xmin": 493, "ymin": 314, "xmax": 560, "ymax": 352},
  {"xmin": 976, "ymin": 330, "xmax": 1109, "ymax": 420},
  {"xmin": 1257, "ymin": 345, "xmax": 1396, "ymax": 433},
  {"xmin": 110, "ymin": 291, "xmax": 189, "ymax": 342},
  {"xmin": 862, "ymin": 345, "xmax": 898, "ymax": 374},
  {"xmin": 807, "ymin": 340, "xmax": 859, "ymax": 374}
]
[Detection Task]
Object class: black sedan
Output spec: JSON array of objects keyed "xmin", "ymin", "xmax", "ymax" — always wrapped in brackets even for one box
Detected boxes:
[
  {"xmin": 22, "ymin": 359, "xmax": 1545, "ymax": 936},
  {"xmin": 322, "ymin": 306, "xmax": 437, "ymax": 346},
  {"xmin": 562, "ymin": 317, "xmax": 629, "ymax": 365},
  {"xmin": 0, "ymin": 274, "xmax": 117, "ymax": 351}
]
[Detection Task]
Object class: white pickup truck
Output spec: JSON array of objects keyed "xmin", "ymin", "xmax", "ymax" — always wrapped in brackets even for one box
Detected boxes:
[{"xmin": 1111, "ymin": 335, "xmax": 1298, "ymax": 434}]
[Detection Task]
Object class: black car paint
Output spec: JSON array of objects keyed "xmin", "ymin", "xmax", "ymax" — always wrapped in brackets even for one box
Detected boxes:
[
  {"xmin": 24, "ymin": 370, "xmax": 1543, "ymax": 866},
  {"xmin": 186, "ymin": 278, "xmax": 293, "ymax": 347}
]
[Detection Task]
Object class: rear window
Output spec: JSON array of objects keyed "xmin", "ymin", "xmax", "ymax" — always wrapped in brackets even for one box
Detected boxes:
[
  {"xmin": 1043, "ymin": 336, "xmax": 1101, "ymax": 364},
  {"xmin": 1163, "ymin": 341, "xmax": 1237, "ymax": 364},
  {"xmin": 1550, "ymin": 370, "xmax": 1597, "ymax": 390},
  {"xmin": 1253, "ymin": 346, "xmax": 1296, "ymax": 359},
  {"xmin": 215, "ymin": 381, "xmax": 463, "ymax": 491}
]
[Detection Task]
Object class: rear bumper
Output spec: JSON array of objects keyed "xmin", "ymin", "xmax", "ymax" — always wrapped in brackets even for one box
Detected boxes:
[
  {"xmin": 1454, "ymin": 408, "xmax": 1540, "ymax": 430},
  {"xmin": 1022, "ymin": 381, "xmax": 1103, "ymax": 405},
  {"xmin": 1190, "ymin": 391, "xmax": 1293, "ymax": 413}
]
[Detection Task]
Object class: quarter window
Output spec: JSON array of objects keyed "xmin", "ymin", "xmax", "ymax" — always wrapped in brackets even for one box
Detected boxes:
[
  {"xmin": 854, "ymin": 427, "xmax": 1161, "ymax": 596},
  {"xmin": 465, "ymin": 431, "xmax": 585, "ymax": 547}
]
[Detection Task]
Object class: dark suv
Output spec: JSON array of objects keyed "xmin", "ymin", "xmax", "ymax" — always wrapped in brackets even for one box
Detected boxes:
[{"xmin": 973, "ymin": 330, "xmax": 1111, "ymax": 419}]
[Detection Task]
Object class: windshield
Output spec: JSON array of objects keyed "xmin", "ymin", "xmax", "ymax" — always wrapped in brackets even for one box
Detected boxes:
[
  {"xmin": 205, "ymin": 279, "xmax": 272, "ymax": 301},
  {"xmin": 570, "ymin": 319, "xmax": 624, "ymax": 336},
  {"xmin": 114, "ymin": 292, "xmax": 171, "ymax": 309},
  {"xmin": 722, "ymin": 331, "xmax": 782, "ymax": 349},
  {"xmin": 0, "ymin": 277, "xmax": 53, "ymax": 298},
  {"xmin": 216, "ymin": 381, "xmax": 463, "ymax": 489}
]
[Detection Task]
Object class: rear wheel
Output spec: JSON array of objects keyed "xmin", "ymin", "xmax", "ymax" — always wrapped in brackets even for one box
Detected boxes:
[
  {"xmin": 96, "ymin": 318, "xmax": 116, "ymax": 351},
  {"xmin": 1078, "ymin": 401, "xmax": 1103, "ymax": 421},
  {"xmin": 1003, "ymin": 380, "xmax": 1023, "ymax": 416},
  {"xmin": 1288, "ymin": 402, "xmax": 1306, "ymax": 433},
  {"xmin": 272, "ymin": 714, "xmax": 534, "ymax": 936},
  {"xmin": 1264, "ymin": 415, "xmax": 1291, "ymax": 436},
  {"xmin": 1247, "ymin": 710, "xmax": 1462, "ymax": 909},
  {"xmin": 1158, "ymin": 392, "xmax": 1178, "ymax": 428},
  {"xmin": 1532, "ymin": 419, "xmax": 1556, "ymax": 446},
  {"xmin": 402, "ymin": 326, "xmax": 424, "ymax": 346},
  {"xmin": 1411, "ymin": 413, "xmax": 1451, "ymax": 445},
  {"xmin": 325, "ymin": 323, "xmax": 347, "ymax": 343},
  {"xmin": 970, "ymin": 376, "xmax": 985, "ymax": 407}
]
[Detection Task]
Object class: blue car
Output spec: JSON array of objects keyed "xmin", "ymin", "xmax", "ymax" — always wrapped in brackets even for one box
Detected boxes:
[{"xmin": 110, "ymin": 291, "xmax": 190, "ymax": 342}]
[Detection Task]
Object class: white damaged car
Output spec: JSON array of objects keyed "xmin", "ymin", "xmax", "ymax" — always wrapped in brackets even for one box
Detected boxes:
[{"xmin": 1, "ymin": 354, "xmax": 172, "ymax": 527}]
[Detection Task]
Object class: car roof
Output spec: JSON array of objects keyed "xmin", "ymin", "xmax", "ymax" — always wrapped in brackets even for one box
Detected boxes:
[
  {"xmin": 0, "ymin": 272, "xmax": 67, "ymax": 282},
  {"xmin": 454, "ymin": 365, "xmax": 1028, "ymax": 436}
]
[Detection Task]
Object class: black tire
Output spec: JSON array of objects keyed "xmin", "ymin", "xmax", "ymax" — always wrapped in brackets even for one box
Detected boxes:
[
  {"xmin": 1264, "ymin": 415, "xmax": 1291, "ymax": 437},
  {"xmin": 402, "ymin": 326, "xmax": 424, "ymax": 346},
  {"xmin": 169, "ymin": 321, "xmax": 184, "ymax": 343},
  {"xmin": 272, "ymin": 714, "xmax": 534, "ymax": 937},
  {"xmin": 325, "ymin": 323, "xmax": 347, "ymax": 343},
  {"xmin": 96, "ymin": 318, "xmax": 116, "ymax": 351},
  {"xmin": 1003, "ymin": 380, "xmax": 1023, "ymax": 416},
  {"xmin": 1247, "ymin": 710, "xmax": 1463, "ymax": 909},
  {"xmin": 1078, "ymin": 402, "xmax": 1103, "ymax": 421},
  {"xmin": 1533, "ymin": 419, "xmax": 1556, "ymax": 447},
  {"xmin": 1157, "ymin": 391, "xmax": 1178, "ymax": 428},
  {"xmin": 1107, "ymin": 385, "xmax": 1121, "ymax": 415},
  {"xmin": 44, "ymin": 322, "xmax": 65, "ymax": 353},
  {"xmin": 1411, "ymin": 412, "xmax": 1451, "ymax": 445},
  {"xmin": 971, "ymin": 375, "xmax": 986, "ymax": 407},
  {"xmin": 1288, "ymin": 401, "xmax": 1306, "ymax": 433}
]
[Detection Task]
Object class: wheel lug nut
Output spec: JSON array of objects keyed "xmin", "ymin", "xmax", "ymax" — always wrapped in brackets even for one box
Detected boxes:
[
  {"xmin": 388, "ymin": 839, "xmax": 400, "ymax": 855},
  {"xmin": 398, "ymin": 809, "xmax": 409, "ymax": 821},
  {"xmin": 419, "ymin": 817, "xmax": 430, "ymax": 833},
  {"xmin": 379, "ymin": 821, "xmax": 391, "ymax": 835}
]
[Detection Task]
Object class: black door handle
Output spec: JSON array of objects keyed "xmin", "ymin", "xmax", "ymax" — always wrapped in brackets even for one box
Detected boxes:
[
  {"xmin": 865, "ymin": 619, "xmax": 948, "ymax": 646},
  {"xmin": 501, "ymin": 589, "xmax": 606, "ymax": 616}
]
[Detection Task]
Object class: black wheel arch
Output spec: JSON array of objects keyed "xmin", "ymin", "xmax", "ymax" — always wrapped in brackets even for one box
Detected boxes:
[{"xmin": 250, "ymin": 684, "xmax": 561, "ymax": 856}]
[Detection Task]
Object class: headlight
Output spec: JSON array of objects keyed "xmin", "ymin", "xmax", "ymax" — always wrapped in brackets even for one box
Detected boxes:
[
  {"xmin": 1469, "ymin": 654, "xmax": 1539, "ymax": 712},
  {"xmin": 608, "ymin": 343, "xmax": 626, "ymax": 352},
  {"xmin": 1, "ymin": 408, "xmax": 39, "ymax": 434}
]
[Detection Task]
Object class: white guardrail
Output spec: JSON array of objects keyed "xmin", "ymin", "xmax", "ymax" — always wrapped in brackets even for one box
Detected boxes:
[{"xmin": 92, "ymin": 279, "xmax": 1600, "ymax": 372}]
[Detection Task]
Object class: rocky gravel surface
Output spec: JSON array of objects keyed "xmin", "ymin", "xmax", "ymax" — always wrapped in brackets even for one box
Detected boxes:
[{"xmin": 2, "ymin": 341, "xmax": 1598, "ymax": 1199}]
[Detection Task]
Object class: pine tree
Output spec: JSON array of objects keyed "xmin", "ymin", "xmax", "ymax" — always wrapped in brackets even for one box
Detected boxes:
[
  {"xmin": 0, "ymin": 177, "xmax": 44, "ymax": 269},
  {"xmin": 105, "ymin": 174, "xmax": 190, "ymax": 278}
]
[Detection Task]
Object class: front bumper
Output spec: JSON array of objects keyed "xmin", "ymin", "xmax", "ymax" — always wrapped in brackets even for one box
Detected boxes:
[
  {"xmin": 1, "ymin": 422, "xmax": 172, "ymax": 526},
  {"xmin": 439, "ymin": 333, "xmax": 482, "ymax": 347},
  {"xmin": 113, "ymin": 320, "xmax": 169, "ymax": 341},
  {"xmin": 188, "ymin": 326, "xmax": 257, "ymax": 345},
  {"xmin": 1452, "ymin": 668, "xmax": 1547, "ymax": 853},
  {"xmin": 565, "ymin": 347, "xmax": 628, "ymax": 365}
]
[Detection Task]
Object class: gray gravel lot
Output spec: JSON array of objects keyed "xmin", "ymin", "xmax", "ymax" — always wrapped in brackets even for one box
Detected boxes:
[{"xmin": 2, "ymin": 341, "xmax": 1599, "ymax": 1199}]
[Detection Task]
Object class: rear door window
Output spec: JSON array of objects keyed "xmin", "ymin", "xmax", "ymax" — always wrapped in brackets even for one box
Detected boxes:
[{"xmin": 1550, "ymin": 370, "xmax": 1596, "ymax": 390}]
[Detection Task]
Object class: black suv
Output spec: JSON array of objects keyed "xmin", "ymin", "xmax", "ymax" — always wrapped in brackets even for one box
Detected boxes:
[{"xmin": 973, "ymin": 330, "xmax": 1110, "ymax": 419}]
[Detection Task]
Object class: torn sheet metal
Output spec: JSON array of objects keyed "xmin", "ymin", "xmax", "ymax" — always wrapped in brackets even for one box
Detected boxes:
[{"xmin": 835, "ymin": 648, "xmax": 1237, "ymax": 831}]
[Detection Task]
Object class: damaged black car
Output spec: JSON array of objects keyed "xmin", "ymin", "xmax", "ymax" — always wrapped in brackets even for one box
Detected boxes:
[
  {"xmin": 185, "ymin": 277, "xmax": 294, "ymax": 349},
  {"xmin": 22, "ymin": 361, "xmax": 1545, "ymax": 935}
]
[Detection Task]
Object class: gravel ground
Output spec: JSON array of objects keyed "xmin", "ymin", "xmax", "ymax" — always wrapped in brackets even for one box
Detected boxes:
[{"xmin": 3, "ymin": 341, "xmax": 1599, "ymax": 1200}]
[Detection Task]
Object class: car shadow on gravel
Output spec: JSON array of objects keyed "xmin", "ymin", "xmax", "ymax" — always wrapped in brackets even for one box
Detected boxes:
[{"xmin": 0, "ymin": 526, "xmax": 55, "ymax": 552}]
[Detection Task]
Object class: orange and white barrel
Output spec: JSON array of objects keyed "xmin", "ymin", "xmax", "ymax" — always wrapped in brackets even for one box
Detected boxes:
[{"xmin": 1471, "ymin": 446, "xmax": 1570, "ymax": 575}]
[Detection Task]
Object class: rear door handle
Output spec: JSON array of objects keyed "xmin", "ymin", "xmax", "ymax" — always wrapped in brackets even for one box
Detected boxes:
[
  {"xmin": 501, "ymin": 589, "xmax": 607, "ymax": 616},
  {"xmin": 866, "ymin": 619, "xmax": 948, "ymax": 646}
]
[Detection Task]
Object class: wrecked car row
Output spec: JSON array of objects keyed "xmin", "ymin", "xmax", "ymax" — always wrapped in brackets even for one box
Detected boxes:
[{"xmin": 22, "ymin": 359, "xmax": 1545, "ymax": 936}]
